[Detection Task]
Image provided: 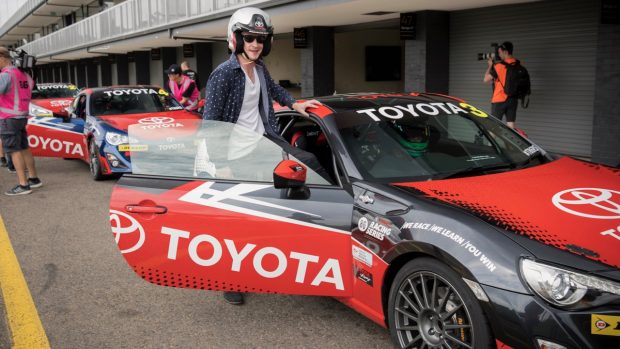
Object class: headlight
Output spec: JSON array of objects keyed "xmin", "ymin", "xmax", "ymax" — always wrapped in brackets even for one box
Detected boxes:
[
  {"xmin": 29, "ymin": 103, "xmax": 53, "ymax": 117},
  {"xmin": 105, "ymin": 131, "xmax": 129, "ymax": 146},
  {"xmin": 521, "ymin": 258, "xmax": 620, "ymax": 309}
]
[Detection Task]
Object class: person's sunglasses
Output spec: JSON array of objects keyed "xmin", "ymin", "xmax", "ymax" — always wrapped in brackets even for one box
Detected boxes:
[{"xmin": 242, "ymin": 34, "xmax": 267, "ymax": 44}]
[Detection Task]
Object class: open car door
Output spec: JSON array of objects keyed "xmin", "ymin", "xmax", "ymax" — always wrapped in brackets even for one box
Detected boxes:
[
  {"xmin": 109, "ymin": 120, "xmax": 354, "ymax": 296},
  {"xmin": 27, "ymin": 95, "xmax": 86, "ymax": 159}
]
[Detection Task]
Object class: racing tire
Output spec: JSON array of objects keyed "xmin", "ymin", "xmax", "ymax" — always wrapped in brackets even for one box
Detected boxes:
[
  {"xmin": 89, "ymin": 140, "xmax": 105, "ymax": 181},
  {"xmin": 388, "ymin": 258, "xmax": 493, "ymax": 349}
]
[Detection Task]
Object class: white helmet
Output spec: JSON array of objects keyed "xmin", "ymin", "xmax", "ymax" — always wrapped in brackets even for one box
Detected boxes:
[{"xmin": 227, "ymin": 7, "xmax": 274, "ymax": 56}]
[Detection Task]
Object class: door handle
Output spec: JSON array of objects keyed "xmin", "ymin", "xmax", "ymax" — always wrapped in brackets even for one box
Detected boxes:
[{"xmin": 125, "ymin": 204, "xmax": 167, "ymax": 214}]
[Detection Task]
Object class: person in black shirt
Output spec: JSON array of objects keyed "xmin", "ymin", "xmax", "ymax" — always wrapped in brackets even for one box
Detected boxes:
[{"xmin": 181, "ymin": 61, "xmax": 201, "ymax": 93}]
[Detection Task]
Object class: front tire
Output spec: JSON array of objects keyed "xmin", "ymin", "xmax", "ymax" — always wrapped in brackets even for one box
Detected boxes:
[
  {"xmin": 388, "ymin": 258, "xmax": 493, "ymax": 349},
  {"xmin": 89, "ymin": 140, "xmax": 105, "ymax": 181}
]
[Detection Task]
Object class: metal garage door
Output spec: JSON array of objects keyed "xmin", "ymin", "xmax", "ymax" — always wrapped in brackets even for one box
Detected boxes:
[{"xmin": 449, "ymin": 0, "xmax": 598, "ymax": 158}]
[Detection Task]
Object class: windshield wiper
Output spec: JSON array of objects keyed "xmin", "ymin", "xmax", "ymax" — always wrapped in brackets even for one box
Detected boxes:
[{"xmin": 436, "ymin": 163, "xmax": 515, "ymax": 180}]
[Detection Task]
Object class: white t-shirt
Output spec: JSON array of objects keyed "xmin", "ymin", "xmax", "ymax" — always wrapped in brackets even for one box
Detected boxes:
[
  {"xmin": 235, "ymin": 67, "xmax": 264, "ymax": 135},
  {"xmin": 228, "ymin": 67, "xmax": 264, "ymax": 160}
]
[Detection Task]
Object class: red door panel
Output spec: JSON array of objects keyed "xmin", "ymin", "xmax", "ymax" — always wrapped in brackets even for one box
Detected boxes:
[
  {"xmin": 27, "ymin": 117, "xmax": 87, "ymax": 160},
  {"xmin": 110, "ymin": 179, "xmax": 354, "ymax": 297}
]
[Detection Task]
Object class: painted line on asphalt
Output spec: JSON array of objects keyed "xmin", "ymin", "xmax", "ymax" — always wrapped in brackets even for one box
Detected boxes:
[{"xmin": 0, "ymin": 215, "xmax": 50, "ymax": 349}]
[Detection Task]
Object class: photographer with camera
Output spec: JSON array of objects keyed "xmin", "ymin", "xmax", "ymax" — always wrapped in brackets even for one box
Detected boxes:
[
  {"xmin": 483, "ymin": 41, "xmax": 521, "ymax": 129},
  {"xmin": 0, "ymin": 46, "xmax": 42, "ymax": 196}
]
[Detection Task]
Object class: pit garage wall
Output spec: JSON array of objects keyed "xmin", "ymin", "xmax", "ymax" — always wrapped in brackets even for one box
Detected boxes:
[{"xmin": 449, "ymin": 0, "xmax": 598, "ymax": 158}]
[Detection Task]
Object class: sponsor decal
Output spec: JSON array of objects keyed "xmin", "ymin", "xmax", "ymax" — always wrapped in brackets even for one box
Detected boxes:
[
  {"xmin": 157, "ymin": 88, "xmax": 169, "ymax": 96},
  {"xmin": 591, "ymin": 314, "xmax": 620, "ymax": 336},
  {"xmin": 352, "ymin": 245, "xmax": 373, "ymax": 267},
  {"xmin": 118, "ymin": 144, "xmax": 148, "ymax": 152},
  {"xmin": 358, "ymin": 216, "xmax": 392, "ymax": 241},
  {"xmin": 552, "ymin": 188, "xmax": 620, "ymax": 219},
  {"xmin": 157, "ymin": 143, "xmax": 186, "ymax": 151},
  {"xmin": 355, "ymin": 267, "xmax": 374, "ymax": 287},
  {"xmin": 405, "ymin": 222, "xmax": 496, "ymax": 272},
  {"xmin": 38, "ymin": 84, "xmax": 70, "ymax": 90},
  {"xmin": 466, "ymin": 155, "xmax": 496, "ymax": 162},
  {"xmin": 49, "ymin": 100, "xmax": 73, "ymax": 107},
  {"xmin": 109, "ymin": 210, "xmax": 146, "ymax": 254},
  {"xmin": 458, "ymin": 103, "xmax": 488, "ymax": 117},
  {"xmin": 103, "ymin": 88, "xmax": 158, "ymax": 96},
  {"xmin": 138, "ymin": 117, "xmax": 183, "ymax": 130},
  {"xmin": 356, "ymin": 102, "xmax": 468, "ymax": 121},
  {"xmin": 27, "ymin": 135, "xmax": 84, "ymax": 156},
  {"xmin": 523, "ymin": 145, "xmax": 541, "ymax": 156},
  {"xmin": 161, "ymin": 227, "xmax": 344, "ymax": 290}
]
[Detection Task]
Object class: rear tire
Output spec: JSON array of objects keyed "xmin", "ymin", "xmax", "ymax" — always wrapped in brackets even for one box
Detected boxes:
[
  {"xmin": 387, "ymin": 258, "xmax": 494, "ymax": 349},
  {"xmin": 89, "ymin": 140, "xmax": 105, "ymax": 181}
]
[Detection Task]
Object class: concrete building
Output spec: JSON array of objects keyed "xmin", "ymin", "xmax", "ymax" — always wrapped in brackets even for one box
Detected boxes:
[{"xmin": 0, "ymin": 0, "xmax": 618, "ymax": 166}]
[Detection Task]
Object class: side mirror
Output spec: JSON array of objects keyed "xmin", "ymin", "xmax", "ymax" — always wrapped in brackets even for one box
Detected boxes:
[
  {"xmin": 53, "ymin": 112, "xmax": 70, "ymax": 123},
  {"xmin": 273, "ymin": 159, "xmax": 309, "ymax": 199}
]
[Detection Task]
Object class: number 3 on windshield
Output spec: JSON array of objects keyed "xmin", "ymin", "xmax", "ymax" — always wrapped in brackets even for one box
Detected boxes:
[{"xmin": 459, "ymin": 103, "xmax": 488, "ymax": 118}]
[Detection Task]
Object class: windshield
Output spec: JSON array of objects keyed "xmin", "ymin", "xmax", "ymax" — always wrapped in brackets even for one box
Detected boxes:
[
  {"xmin": 335, "ymin": 101, "xmax": 545, "ymax": 182},
  {"xmin": 90, "ymin": 88, "xmax": 183, "ymax": 115},
  {"xmin": 127, "ymin": 120, "xmax": 330, "ymax": 185},
  {"xmin": 32, "ymin": 84, "xmax": 78, "ymax": 99}
]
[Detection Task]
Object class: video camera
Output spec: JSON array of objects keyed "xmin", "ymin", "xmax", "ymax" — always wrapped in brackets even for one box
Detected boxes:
[
  {"xmin": 9, "ymin": 49, "xmax": 36, "ymax": 70},
  {"xmin": 477, "ymin": 43, "xmax": 499, "ymax": 61}
]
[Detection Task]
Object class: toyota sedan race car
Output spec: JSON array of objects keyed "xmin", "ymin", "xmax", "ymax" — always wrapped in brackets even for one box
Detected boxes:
[
  {"xmin": 109, "ymin": 92, "xmax": 620, "ymax": 349},
  {"xmin": 27, "ymin": 85, "xmax": 202, "ymax": 180},
  {"xmin": 29, "ymin": 82, "xmax": 79, "ymax": 117}
]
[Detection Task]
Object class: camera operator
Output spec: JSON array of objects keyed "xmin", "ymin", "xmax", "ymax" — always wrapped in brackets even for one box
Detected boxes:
[
  {"xmin": 483, "ymin": 41, "xmax": 518, "ymax": 129},
  {"xmin": 0, "ymin": 46, "xmax": 42, "ymax": 196}
]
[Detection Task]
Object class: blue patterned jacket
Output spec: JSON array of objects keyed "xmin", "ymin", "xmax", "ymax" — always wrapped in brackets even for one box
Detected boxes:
[{"xmin": 202, "ymin": 54, "xmax": 296, "ymax": 138}]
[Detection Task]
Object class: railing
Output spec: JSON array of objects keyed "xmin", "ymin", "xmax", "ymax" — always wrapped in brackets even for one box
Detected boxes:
[
  {"xmin": 0, "ymin": 0, "xmax": 46, "ymax": 40},
  {"xmin": 19, "ymin": 0, "xmax": 281, "ymax": 58}
]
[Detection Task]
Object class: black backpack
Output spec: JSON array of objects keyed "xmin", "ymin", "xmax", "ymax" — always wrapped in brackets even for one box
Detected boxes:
[{"xmin": 501, "ymin": 60, "xmax": 531, "ymax": 108}]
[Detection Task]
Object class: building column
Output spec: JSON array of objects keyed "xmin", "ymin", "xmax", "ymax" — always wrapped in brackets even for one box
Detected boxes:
[
  {"xmin": 61, "ymin": 63, "xmax": 69, "ymax": 82},
  {"xmin": 134, "ymin": 51, "xmax": 150, "ymax": 85},
  {"xmin": 100, "ymin": 56, "xmax": 112, "ymax": 87},
  {"xmin": 404, "ymin": 11, "xmax": 449, "ymax": 93},
  {"xmin": 86, "ymin": 59, "xmax": 98, "ymax": 87},
  {"xmin": 195, "ymin": 42, "xmax": 213, "ymax": 92},
  {"xmin": 116, "ymin": 54, "xmax": 129, "ymax": 85},
  {"xmin": 76, "ymin": 61, "xmax": 87, "ymax": 88},
  {"xmin": 300, "ymin": 27, "xmax": 334, "ymax": 97},
  {"xmin": 591, "ymin": 19, "xmax": 620, "ymax": 167},
  {"xmin": 161, "ymin": 47, "xmax": 177, "ymax": 88}
]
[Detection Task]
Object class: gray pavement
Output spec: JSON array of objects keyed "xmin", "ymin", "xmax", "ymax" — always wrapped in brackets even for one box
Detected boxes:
[{"xmin": 0, "ymin": 157, "xmax": 391, "ymax": 348}]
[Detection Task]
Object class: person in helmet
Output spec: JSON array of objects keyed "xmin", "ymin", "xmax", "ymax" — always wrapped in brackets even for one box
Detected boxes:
[
  {"xmin": 203, "ymin": 6, "xmax": 330, "ymax": 306},
  {"xmin": 392, "ymin": 123, "xmax": 430, "ymax": 158}
]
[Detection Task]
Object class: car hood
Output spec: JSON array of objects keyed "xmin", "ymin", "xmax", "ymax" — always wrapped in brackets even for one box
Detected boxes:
[
  {"xmin": 31, "ymin": 98, "xmax": 73, "ymax": 115},
  {"xmin": 97, "ymin": 111, "xmax": 202, "ymax": 138},
  {"xmin": 393, "ymin": 157, "xmax": 620, "ymax": 269}
]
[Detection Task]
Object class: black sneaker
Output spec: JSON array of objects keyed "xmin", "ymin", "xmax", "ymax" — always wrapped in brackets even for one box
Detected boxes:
[
  {"xmin": 5, "ymin": 184, "xmax": 32, "ymax": 196},
  {"xmin": 223, "ymin": 292, "xmax": 244, "ymax": 305},
  {"xmin": 7, "ymin": 166, "xmax": 16, "ymax": 173},
  {"xmin": 28, "ymin": 177, "xmax": 43, "ymax": 188},
  {"xmin": 0, "ymin": 157, "xmax": 6, "ymax": 167}
]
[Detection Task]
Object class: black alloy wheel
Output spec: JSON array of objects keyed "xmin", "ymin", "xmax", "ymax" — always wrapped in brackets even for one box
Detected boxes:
[
  {"xmin": 89, "ymin": 140, "xmax": 104, "ymax": 181},
  {"xmin": 388, "ymin": 258, "xmax": 493, "ymax": 349}
]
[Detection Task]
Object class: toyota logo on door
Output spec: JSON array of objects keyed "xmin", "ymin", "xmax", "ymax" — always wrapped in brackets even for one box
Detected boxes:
[
  {"xmin": 110, "ymin": 209, "xmax": 145, "ymax": 253},
  {"xmin": 552, "ymin": 188, "xmax": 620, "ymax": 219}
]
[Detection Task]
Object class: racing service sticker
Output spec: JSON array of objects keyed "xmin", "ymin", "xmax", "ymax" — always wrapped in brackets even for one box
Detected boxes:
[
  {"xmin": 355, "ymin": 268, "xmax": 374, "ymax": 287},
  {"xmin": 352, "ymin": 245, "xmax": 373, "ymax": 267},
  {"xmin": 358, "ymin": 216, "xmax": 392, "ymax": 241},
  {"xmin": 591, "ymin": 314, "xmax": 620, "ymax": 336},
  {"xmin": 118, "ymin": 144, "xmax": 148, "ymax": 152}
]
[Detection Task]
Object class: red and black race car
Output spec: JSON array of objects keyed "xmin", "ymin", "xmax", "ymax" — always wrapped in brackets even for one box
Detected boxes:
[
  {"xmin": 27, "ymin": 85, "xmax": 202, "ymax": 180},
  {"xmin": 109, "ymin": 93, "xmax": 620, "ymax": 349},
  {"xmin": 29, "ymin": 82, "xmax": 79, "ymax": 117}
]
